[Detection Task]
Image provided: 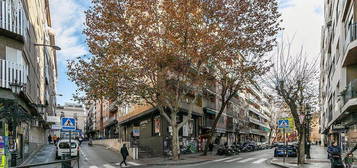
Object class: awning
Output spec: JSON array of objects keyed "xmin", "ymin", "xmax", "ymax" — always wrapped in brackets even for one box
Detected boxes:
[{"xmin": 203, "ymin": 107, "xmax": 217, "ymax": 115}]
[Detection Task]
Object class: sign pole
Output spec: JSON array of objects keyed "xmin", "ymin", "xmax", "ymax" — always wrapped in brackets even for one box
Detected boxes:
[
  {"xmin": 69, "ymin": 130, "xmax": 72, "ymax": 158},
  {"xmin": 283, "ymin": 127, "xmax": 286, "ymax": 163}
]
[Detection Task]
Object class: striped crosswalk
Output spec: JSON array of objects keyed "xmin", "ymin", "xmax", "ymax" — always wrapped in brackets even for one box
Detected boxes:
[
  {"xmin": 87, "ymin": 161, "xmax": 142, "ymax": 168},
  {"xmin": 212, "ymin": 156, "xmax": 268, "ymax": 165}
]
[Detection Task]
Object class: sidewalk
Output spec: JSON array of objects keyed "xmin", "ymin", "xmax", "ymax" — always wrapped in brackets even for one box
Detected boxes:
[
  {"xmin": 135, "ymin": 151, "xmax": 222, "ymax": 166},
  {"xmin": 270, "ymin": 145, "xmax": 357, "ymax": 168}
]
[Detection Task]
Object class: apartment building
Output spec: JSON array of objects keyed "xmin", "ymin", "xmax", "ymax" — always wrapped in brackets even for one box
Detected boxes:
[
  {"xmin": 0, "ymin": 0, "xmax": 58, "ymax": 166},
  {"xmin": 320, "ymin": 0, "xmax": 357, "ymax": 152},
  {"xmin": 99, "ymin": 83, "xmax": 272, "ymax": 157},
  {"xmin": 55, "ymin": 103, "xmax": 87, "ymax": 137}
]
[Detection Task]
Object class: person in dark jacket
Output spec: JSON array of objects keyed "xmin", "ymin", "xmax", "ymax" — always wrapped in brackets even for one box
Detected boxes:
[
  {"xmin": 48, "ymin": 135, "xmax": 52, "ymax": 144},
  {"xmin": 327, "ymin": 141, "xmax": 343, "ymax": 168},
  {"xmin": 120, "ymin": 144, "xmax": 129, "ymax": 167}
]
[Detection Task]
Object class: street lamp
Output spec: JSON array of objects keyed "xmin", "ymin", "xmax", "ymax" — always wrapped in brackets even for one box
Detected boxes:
[
  {"xmin": 34, "ymin": 44, "xmax": 61, "ymax": 50},
  {"xmin": 305, "ymin": 105, "xmax": 312, "ymax": 159},
  {"xmin": 9, "ymin": 80, "xmax": 24, "ymax": 95}
]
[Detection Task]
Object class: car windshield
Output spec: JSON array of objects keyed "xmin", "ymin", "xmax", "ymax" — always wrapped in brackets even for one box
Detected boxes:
[{"xmin": 59, "ymin": 142, "xmax": 77, "ymax": 149}]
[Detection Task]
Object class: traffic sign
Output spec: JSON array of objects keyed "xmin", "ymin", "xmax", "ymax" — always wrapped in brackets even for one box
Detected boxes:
[
  {"xmin": 61, "ymin": 118, "xmax": 76, "ymax": 131},
  {"xmin": 278, "ymin": 120, "xmax": 289, "ymax": 128}
]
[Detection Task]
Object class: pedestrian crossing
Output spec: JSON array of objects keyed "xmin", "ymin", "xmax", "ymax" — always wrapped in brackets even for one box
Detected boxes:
[
  {"xmin": 212, "ymin": 156, "xmax": 268, "ymax": 164},
  {"xmin": 86, "ymin": 161, "xmax": 142, "ymax": 168}
]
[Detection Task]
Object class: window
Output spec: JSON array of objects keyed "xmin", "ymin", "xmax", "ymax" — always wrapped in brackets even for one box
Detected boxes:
[{"xmin": 6, "ymin": 47, "xmax": 25, "ymax": 65}]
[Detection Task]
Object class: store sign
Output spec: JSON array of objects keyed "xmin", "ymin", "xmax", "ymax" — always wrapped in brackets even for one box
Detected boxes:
[
  {"xmin": 133, "ymin": 127, "xmax": 140, "ymax": 137},
  {"xmin": 51, "ymin": 125, "xmax": 61, "ymax": 130},
  {"xmin": 332, "ymin": 124, "xmax": 346, "ymax": 130},
  {"xmin": 47, "ymin": 116, "xmax": 60, "ymax": 123},
  {"xmin": 0, "ymin": 136, "xmax": 4, "ymax": 155}
]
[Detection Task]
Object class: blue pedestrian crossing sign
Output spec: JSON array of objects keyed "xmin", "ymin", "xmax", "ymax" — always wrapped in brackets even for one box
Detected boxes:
[
  {"xmin": 278, "ymin": 120, "xmax": 289, "ymax": 129},
  {"xmin": 61, "ymin": 118, "xmax": 76, "ymax": 131}
]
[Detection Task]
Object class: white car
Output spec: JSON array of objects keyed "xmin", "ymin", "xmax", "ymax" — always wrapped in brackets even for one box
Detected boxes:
[{"xmin": 55, "ymin": 139, "xmax": 80, "ymax": 159}]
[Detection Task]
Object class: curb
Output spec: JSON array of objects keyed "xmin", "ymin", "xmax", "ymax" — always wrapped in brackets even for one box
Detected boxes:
[{"xmin": 270, "ymin": 160, "xmax": 293, "ymax": 168}]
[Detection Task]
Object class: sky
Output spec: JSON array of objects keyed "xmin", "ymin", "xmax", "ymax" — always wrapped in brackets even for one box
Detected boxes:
[{"xmin": 50, "ymin": 0, "xmax": 324, "ymax": 105}]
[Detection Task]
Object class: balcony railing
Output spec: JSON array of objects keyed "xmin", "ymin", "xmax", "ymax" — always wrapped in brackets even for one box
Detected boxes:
[
  {"xmin": 348, "ymin": 23, "xmax": 357, "ymax": 44},
  {"xmin": 249, "ymin": 117, "xmax": 269, "ymax": 128},
  {"xmin": 0, "ymin": 0, "xmax": 27, "ymax": 36},
  {"xmin": 250, "ymin": 128, "xmax": 267, "ymax": 136},
  {"xmin": 0, "ymin": 59, "xmax": 28, "ymax": 89},
  {"xmin": 204, "ymin": 119, "xmax": 214, "ymax": 128},
  {"xmin": 343, "ymin": 79, "xmax": 357, "ymax": 104}
]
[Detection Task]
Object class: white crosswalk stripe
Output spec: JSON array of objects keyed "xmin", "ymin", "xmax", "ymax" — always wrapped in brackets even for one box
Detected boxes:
[
  {"xmin": 212, "ymin": 157, "xmax": 234, "ymax": 162},
  {"xmin": 224, "ymin": 157, "xmax": 242, "ymax": 162},
  {"xmin": 238, "ymin": 157, "xmax": 256, "ymax": 163},
  {"xmin": 252, "ymin": 158, "xmax": 267, "ymax": 164},
  {"xmin": 127, "ymin": 161, "xmax": 141, "ymax": 166},
  {"xmin": 103, "ymin": 164, "xmax": 116, "ymax": 168},
  {"xmin": 89, "ymin": 166, "xmax": 98, "ymax": 168}
]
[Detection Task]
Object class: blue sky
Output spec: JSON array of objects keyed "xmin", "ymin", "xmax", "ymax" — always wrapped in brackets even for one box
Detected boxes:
[{"xmin": 50, "ymin": 0, "xmax": 324, "ymax": 105}]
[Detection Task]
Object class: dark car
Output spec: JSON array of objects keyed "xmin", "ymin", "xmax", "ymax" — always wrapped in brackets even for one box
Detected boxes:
[
  {"xmin": 274, "ymin": 145, "xmax": 286, "ymax": 157},
  {"xmin": 274, "ymin": 145, "xmax": 297, "ymax": 157},
  {"xmin": 286, "ymin": 145, "xmax": 297, "ymax": 157}
]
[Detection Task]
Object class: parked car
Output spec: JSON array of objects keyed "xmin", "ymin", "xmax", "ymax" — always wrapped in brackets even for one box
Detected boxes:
[
  {"xmin": 286, "ymin": 145, "xmax": 297, "ymax": 157},
  {"xmin": 56, "ymin": 139, "xmax": 80, "ymax": 159},
  {"xmin": 274, "ymin": 145, "xmax": 286, "ymax": 157},
  {"xmin": 274, "ymin": 145, "xmax": 297, "ymax": 157}
]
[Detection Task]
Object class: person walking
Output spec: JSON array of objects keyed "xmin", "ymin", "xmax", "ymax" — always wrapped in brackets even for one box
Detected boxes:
[
  {"xmin": 327, "ymin": 141, "xmax": 344, "ymax": 168},
  {"xmin": 120, "ymin": 144, "xmax": 129, "ymax": 167},
  {"xmin": 344, "ymin": 153, "xmax": 354, "ymax": 168},
  {"xmin": 48, "ymin": 134, "xmax": 52, "ymax": 144}
]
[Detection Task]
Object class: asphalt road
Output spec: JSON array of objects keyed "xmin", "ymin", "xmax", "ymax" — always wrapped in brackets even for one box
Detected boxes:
[
  {"xmin": 147, "ymin": 149, "xmax": 279, "ymax": 168},
  {"xmin": 25, "ymin": 142, "xmax": 142, "ymax": 168},
  {"xmin": 24, "ymin": 143, "xmax": 278, "ymax": 168}
]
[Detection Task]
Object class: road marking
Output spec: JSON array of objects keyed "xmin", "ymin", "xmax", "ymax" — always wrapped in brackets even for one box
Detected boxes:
[
  {"xmin": 81, "ymin": 151, "xmax": 88, "ymax": 161},
  {"xmin": 127, "ymin": 161, "xmax": 141, "ymax": 166},
  {"xmin": 238, "ymin": 157, "xmax": 256, "ymax": 163},
  {"xmin": 224, "ymin": 157, "xmax": 242, "ymax": 162},
  {"xmin": 103, "ymin": 164, "xmax": 116, "ymax": 168},
  {"xmin": 252, "ymin": 158, "xmax": 267, "ymax": 164},
  {"xmin": 89, "ymin": 166, "xmax": 98, "ymax": 168},
  {"xmin": 212, "ymin": 157, "xmax": 234, "ymax": 162}
]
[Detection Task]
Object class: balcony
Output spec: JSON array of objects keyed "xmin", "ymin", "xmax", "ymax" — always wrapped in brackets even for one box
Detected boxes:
[
  {"xmin": 204, "ymin": 118, "xmax": 215, "ymax": 128},
  {"xmin": 0, "ymin": 59, "xmax": 28, "ymax": 89},
  {"xmin": 249, "ymin": 128, "xmax": 267, "ymax": 136},
  {"xmin": 248, "ymin": 117, "xmax": 269, "ymax": 128},
  {"xmin": 0, "ymin": 0, "xmax": 27, "ymax": 37},
  {"xmin": 343, "ymin": 23, "xmax": 357, "ymax": 66},
  {"xmin": 341, "ymin": 79, "xmax": 357, "ymax": 112},
  {"xmin": 248, "ymin": 106, "xmax": 268, "ymax": 120}
]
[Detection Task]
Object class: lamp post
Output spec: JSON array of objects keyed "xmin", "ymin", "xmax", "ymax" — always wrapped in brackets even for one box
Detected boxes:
[
  {"xmin": 9, "ymin": 80, "xmax": 24, "ymax": 166},
  {"xmin": 34, "ymin": 44, "xmax": 61, "ymax": 50},
  {"xmin": 305, "ymin": 105, "xmax": 311, "ymax": 159}
]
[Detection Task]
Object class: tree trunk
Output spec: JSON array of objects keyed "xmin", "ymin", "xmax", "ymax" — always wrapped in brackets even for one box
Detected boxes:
[
  {"xmin": 172, "ymin": 125, "xmax": 179, "ymax": 160},
  {"xmin": 268, "ymin": 129, "xmax": 273, "ymax": 145},
  {"xmin": 203, "ymin": 124, "xmax": 216, "ymax": 155},
  {"xmin": 297, "ymin": 127, "xmax": 306, "ymax": 164}
]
